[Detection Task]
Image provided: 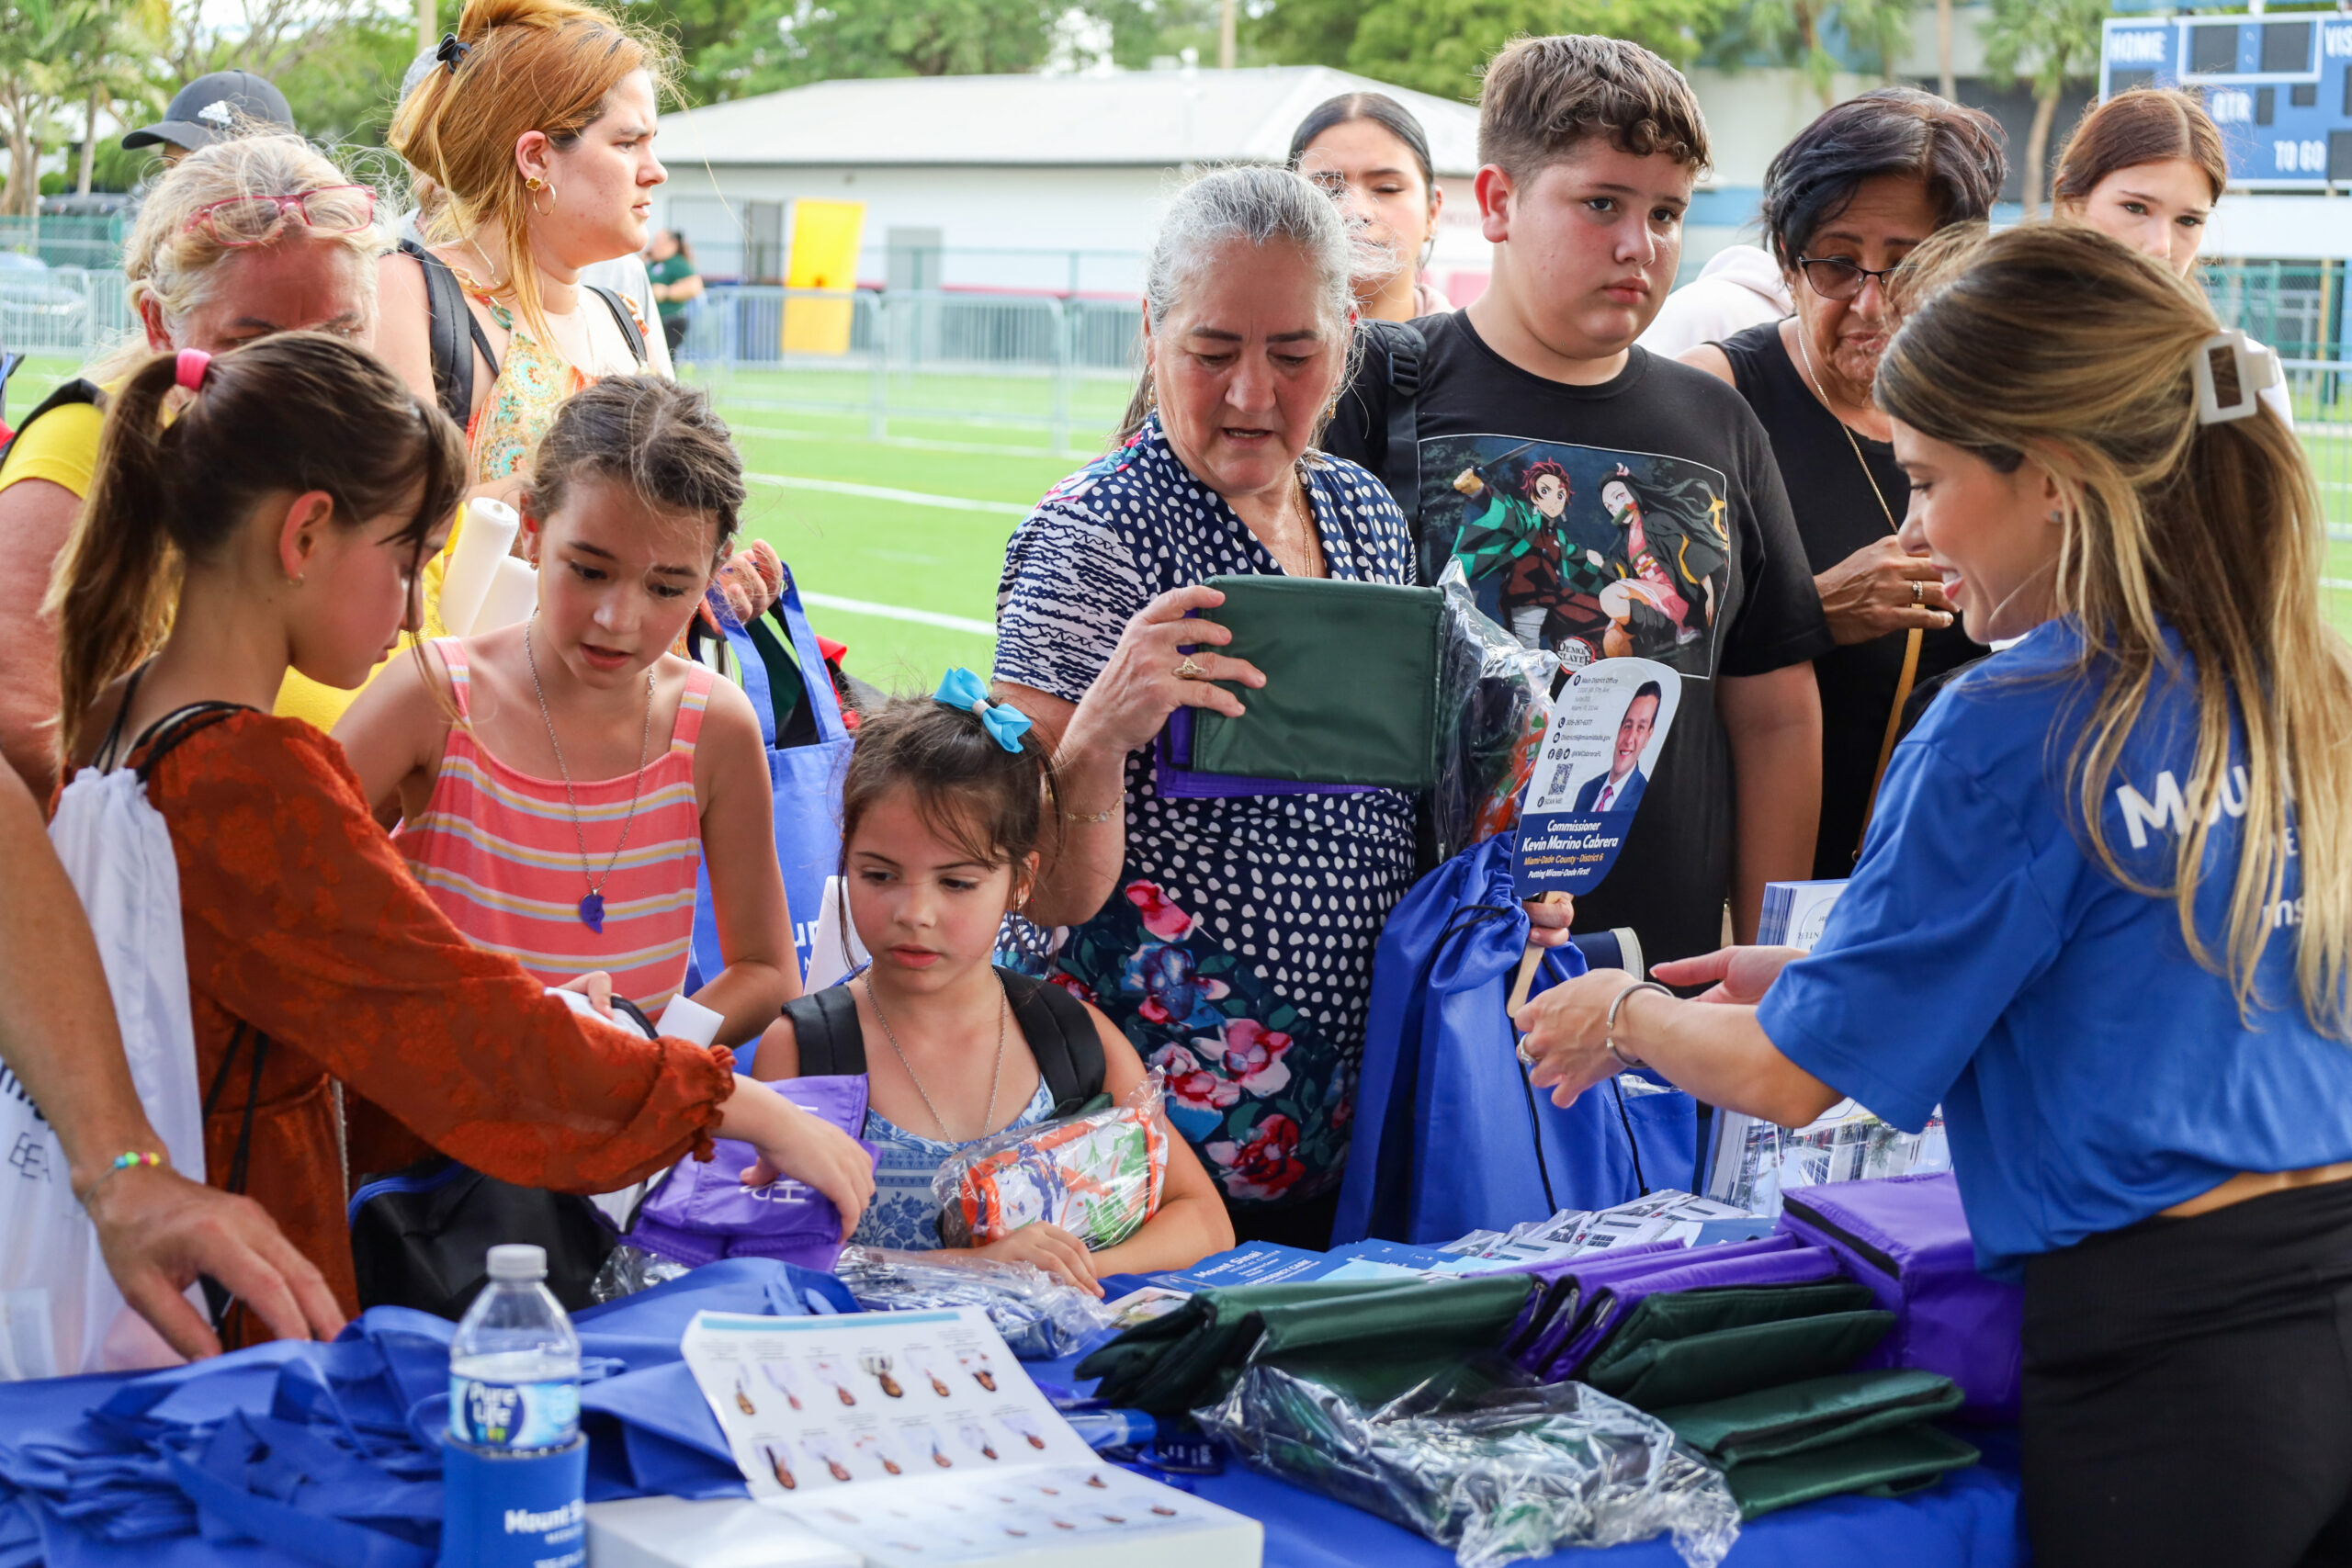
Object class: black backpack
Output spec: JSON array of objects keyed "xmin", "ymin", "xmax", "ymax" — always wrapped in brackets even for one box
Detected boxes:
[
  {"xmin": 401, "ymin": 238, "xmax": 648, "ymax": 428},
  {"xmin": 347, "ymin": 995, "xmax": 663, "ymax": 1319},
  {"xmin": 0, "ymin": 375, "xmax": 102, "ymax": 469},
  {"xmin": 783, "ymin": 967, "xmax": 1107, "ymax": 1119}
]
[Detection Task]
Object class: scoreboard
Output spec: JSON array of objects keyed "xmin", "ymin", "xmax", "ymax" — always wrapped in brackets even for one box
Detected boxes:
[{"xmin": 2103, "ymin": 14, "xmax": 2352, "ymax": 187}]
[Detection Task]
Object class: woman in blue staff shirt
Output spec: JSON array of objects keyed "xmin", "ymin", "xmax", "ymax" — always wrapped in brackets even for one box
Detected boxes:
[{"xmin": 1518, "ymin": 221, "xmax": 2352, "ymax": 1568}]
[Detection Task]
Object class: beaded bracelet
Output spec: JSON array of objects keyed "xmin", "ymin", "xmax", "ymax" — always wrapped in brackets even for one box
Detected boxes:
[{"xmin": 75, "ymin": 1151, "xmax": 166, "ymax": 1207}]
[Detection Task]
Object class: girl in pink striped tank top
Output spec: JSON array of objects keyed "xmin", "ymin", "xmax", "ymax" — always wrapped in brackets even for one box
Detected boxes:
[{"xmin": 338, "ymin": 377, "xmax": 798, "ymax": 1042}]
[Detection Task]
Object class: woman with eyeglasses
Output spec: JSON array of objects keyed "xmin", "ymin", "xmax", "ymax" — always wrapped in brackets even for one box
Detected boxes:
[
  {"xmin": 0, "ymin": 133, "xmax": 382, "ymax": 802},
  {"xmin": 1682, "ymin": 88, "xmax": 2004, "ymax": 876}
]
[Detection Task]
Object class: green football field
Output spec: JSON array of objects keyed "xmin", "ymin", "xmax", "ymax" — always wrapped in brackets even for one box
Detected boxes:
[{"xmin": 13, "ymin": 352, "xmax": 2352, "ymax": 682}]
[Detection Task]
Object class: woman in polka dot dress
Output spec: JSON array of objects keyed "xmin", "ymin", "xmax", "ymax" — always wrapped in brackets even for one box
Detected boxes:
[{"xmin": 992, "ymin": 167, "xmax": 1422, "ymax": 1247}]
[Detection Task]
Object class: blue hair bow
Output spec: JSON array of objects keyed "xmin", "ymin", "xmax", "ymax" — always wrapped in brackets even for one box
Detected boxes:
[{"xmin": 934, "ymin": 667, "xmax": 1032, "ymax": 754}]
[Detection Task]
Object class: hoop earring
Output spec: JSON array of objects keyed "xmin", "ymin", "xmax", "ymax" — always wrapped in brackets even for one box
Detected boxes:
[
  {"xmin": 526, "ymin": 175, "xmax": 555, "ymax": 218},
  {"xmin": 1143, "ymin": 377, "xmax": 1158, "ymax": 411}
]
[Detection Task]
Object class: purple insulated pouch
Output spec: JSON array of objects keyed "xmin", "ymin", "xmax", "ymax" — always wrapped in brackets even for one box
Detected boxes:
[
  {"xmin": 1511, "ymin": 1241, "xmax": 1774, "ymax": 1372},
  {"xmin": 628, "ymin": 1075, "xmax": 877, "ymax": 1273},
  {"xmin": 1153, "ymin": 707, "xmax": 1379, "ymax": 800},
  {"xmin": 1547, "ymin": 1241, "xmax": 1843, "ymax": 1381},
  {"xmin": 1778, "ymin": 1173, "xmax": 2024, "ymax": 1423}
]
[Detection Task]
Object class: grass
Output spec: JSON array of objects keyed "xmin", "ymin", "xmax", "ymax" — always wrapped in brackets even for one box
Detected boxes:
[{"xmin": 14, "ymin": 351, "xmax": 2352, "ymax": 682}]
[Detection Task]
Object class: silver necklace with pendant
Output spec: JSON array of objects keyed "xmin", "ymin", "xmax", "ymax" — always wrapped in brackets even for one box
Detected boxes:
[{"xmin": 525, "ymin": 618, "xmax": 654, "ymax": 932}]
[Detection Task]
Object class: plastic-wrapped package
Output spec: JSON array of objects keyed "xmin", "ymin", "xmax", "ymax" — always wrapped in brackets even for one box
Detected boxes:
[
  {"xmin": 1430, "ymin": 561, "xmax": 1559, "ymax": 865},
  {"xmin": 932, "ymin": 1075, "xmax": 1168, "ymax": 1250},
  {"xmin": 589, "ymin": 1242, "xmax": 694, "ymax": 1303},
  {"xmin": 834, "ymin": 1246, "xmax": 1119, "ymax": 1359},
  {"xmin": 1199, "ymin": 1356, "xmax": 1739, "ymax": 1568}
]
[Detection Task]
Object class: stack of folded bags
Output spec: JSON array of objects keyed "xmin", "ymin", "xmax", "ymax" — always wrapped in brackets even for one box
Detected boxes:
[{"xmin": 1504, "ymin": 1172, "xmax": 2018, "ymax": 1519}]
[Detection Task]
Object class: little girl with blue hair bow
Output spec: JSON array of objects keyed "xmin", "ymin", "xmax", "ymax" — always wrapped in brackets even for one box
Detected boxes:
[{"xmin": 746, "ymin": 671, "xmax": 1234, "ymax": 1282}]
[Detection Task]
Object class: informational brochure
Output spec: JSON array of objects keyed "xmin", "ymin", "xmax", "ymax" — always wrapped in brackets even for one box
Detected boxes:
[
  {"xmin": 1513, "ymin": 657, "xmax": 1681, "ymax": 897},
  {"xmin": 681, "ymin": 1309, "xmax": 1097, "ymax": 1496},
  {"xmin": 679, "ymin": 1310, "xmax": 1264, "ymax": 1568}
]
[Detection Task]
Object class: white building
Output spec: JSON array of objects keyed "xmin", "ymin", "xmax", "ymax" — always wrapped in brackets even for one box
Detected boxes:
[{"xmin": 655, "ymin": 65, "xmax": 1492, "ymax": 299}]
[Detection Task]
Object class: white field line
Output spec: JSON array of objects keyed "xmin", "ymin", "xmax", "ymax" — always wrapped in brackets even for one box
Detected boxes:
[
  {"xmin": 798, "ymin": 592, "xmax": 996, "ymax": 637},
  {"xmin": 746, "ymin": 469, "xmax": 1030, "ymax": 517}
]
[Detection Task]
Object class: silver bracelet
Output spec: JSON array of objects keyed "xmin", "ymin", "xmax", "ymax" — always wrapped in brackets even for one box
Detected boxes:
[{"xmin": 1605, "ymin": 980, "xmax": 1673, "ymax": 1069}]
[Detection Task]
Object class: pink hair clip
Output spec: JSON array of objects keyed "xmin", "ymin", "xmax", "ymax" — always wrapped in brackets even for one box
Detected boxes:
[{"xmin": 175, "ymin": 348, "xmax": 212, "ymax": 391}]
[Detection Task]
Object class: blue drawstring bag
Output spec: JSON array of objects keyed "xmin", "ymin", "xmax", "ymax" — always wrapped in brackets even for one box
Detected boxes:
[
  {"xmin": 1335, "ymin": 831, "xmax": 1697, "ymax": 1247},
  {"xmin": 686, "ymin": 564, "xmax": 853, "ymax": 1021}
]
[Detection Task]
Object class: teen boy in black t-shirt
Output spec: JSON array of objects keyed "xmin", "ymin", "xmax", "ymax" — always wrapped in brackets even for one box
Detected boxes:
[{"xmin": 1327, "ymin": 35, "xmax": 1832, "ymax": 964}]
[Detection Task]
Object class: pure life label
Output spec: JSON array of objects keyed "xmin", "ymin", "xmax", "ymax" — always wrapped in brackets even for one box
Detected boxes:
[
  {"xmin": 452, "ymin": 1376, "xmax": 582, "ymax": 1451},
  {"xmin": 1512, "ymin": 658, "xmax": 1680, "ymax": 898}
]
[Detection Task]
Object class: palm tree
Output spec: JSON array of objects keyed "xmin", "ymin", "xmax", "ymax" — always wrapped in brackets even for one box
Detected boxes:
[
  {"xmin": 1984, "ymin": 0, "xmax": 2105, "ymax": 212},
  {"xmin": 1719, "ymin": 0, "xmax": 1922, "ymax": 110}
]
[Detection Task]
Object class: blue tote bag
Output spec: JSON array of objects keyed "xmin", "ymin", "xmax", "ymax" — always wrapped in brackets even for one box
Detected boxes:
[
  {"xmin": 1335, "ymin": 831, "xmax": 1698, "ymax": 1246},
  {"xmin": 686, "ymin": 566, "xmax": 852, "ymax": 1019}
]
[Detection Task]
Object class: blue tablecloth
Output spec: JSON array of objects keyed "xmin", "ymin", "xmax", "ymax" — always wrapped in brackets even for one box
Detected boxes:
[
  {"xmin": 1026, "ymin": 1348, "xmax": 2027, "ymax": 1568},
  {"xmin": 0, "ymin": 1266, "xmax": 2027, "ymax": 1568}
]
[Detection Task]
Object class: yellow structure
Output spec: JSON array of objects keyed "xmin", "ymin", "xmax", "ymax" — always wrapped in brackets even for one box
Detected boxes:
[{"xmin": 783, "ymin": 199, "xmax": 866, "ymax": 355}]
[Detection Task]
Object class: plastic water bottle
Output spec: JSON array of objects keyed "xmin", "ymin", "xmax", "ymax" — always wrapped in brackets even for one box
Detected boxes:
[{"xmin": 449, "ymin": 1245, "xmax": 581, "ymax": 1455}]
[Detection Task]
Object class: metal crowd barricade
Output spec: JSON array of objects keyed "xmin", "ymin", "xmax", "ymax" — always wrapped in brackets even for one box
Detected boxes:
[{"xmin": 679, "ymin": 284, "xmax": 1139, "ymax": 454}]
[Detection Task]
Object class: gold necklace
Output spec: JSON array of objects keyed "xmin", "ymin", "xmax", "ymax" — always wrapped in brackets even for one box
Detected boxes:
[{"xmin": 1790, "ymin": 321, "xmax": 1896, "ymax": 532}]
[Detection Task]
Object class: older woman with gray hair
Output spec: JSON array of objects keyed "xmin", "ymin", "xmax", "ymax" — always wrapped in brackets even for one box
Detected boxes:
[
  {"xmin": 991, "ymin": 164, "xmax": 1419, "ymax": 1247},
  {"xmin": 1682, "ymin": 87, "xmax": 2004, "ymax": 878}
]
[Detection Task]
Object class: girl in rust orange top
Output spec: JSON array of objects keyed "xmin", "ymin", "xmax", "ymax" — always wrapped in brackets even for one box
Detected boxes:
[{"xmin": 45, "ymin": 333, "xmax": 873, "ymax": 1336}]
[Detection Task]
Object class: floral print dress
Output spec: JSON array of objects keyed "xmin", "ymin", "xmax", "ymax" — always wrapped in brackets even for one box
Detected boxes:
[{"xmin": 993, "ymin": 416, "xmax": 1419, "ymax": 1213}]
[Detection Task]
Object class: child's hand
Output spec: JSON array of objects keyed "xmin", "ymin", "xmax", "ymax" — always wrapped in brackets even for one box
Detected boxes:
[
  {"xmin": 556, "ymin": 971, "xmax": 616, "ymax": 1017},
  {"xmin": 736, "ymin": 1100, "xmax": 876, "ymax": 1239},
  {"xmin": 974, "ymin": 1224, "xmax": 1102, "ymax": 1297}
]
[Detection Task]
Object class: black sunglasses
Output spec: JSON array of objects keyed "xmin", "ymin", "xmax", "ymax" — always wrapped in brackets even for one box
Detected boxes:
[{"xmin": 1795, "ymin": 255, "xmax": 1904, "ymax": 303}]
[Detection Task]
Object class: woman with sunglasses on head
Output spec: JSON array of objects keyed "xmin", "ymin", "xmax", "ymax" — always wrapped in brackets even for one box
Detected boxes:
[
  {"xmin": 0, "ymin": 133, "xmax": 381, "ymax": 801},
  {"xmin": 1682, "ymin": 88, "xmax": 2003, "ymax": 875},
  {"xmin": 1521, "ymin": 220, "xmax": 2352, "ymax": 1568}
]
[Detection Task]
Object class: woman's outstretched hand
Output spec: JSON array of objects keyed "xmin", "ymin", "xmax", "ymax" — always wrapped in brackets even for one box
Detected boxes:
[
  {"xmin": 85, "ymin": 1166, "xmax": 345, "ymax": 1359},
  {"xmin": 1649, "ymin": 945, "xmax": 1804, "ymax": 1004}
]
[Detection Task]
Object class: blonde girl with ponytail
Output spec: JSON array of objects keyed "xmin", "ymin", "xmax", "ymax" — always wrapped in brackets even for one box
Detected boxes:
[
  {"xmin": 43, "ymin": 333, "xmax": 871, "ymax": 1337},
  {"xmin": 1512, "ymin": 221, "xmax": 2352, "ymax": 1567}
]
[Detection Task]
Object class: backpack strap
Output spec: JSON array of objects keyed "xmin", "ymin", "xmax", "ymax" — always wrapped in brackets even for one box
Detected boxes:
[
  {"xmin": 0, "ymin": 376, "xmax": 101, "ymax": 468},
  {"xmin": 586, "ymin": 284, "xmax": 649, "ymax": 367},
  {"xmin": 1356, "ymin": 318, "xmax": 1424, "ymax": 543},
  {"xmin": 999, "ymin": 968, "xmax": 1105, "ymax": 1115},
  {"xmin": 126, "ymin": 701, "xmax": 249, "ymax": 782},
  {"xmin": 780, "ymin": 985, "xmax": 867, "ymax": 1077},
  {"xmin": 400, "ymin": 239, "xmax": 500, "ymax": 429}
]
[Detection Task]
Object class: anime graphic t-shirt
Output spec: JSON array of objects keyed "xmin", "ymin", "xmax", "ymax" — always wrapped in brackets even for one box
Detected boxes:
[{"xmin": 1328, "ymin": 311, "xmax": 1833, "ymax": 965}]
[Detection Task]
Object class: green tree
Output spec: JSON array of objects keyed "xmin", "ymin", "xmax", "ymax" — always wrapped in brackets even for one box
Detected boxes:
[
  {"xmin": 1708, "ymin": 0, "xmax": 1919, "ymax": 110},
  {"xmin": 271, "ymin": 8, "xmax": 420, "ymax": 147},
  {"xmin": 1249, "ymin": 0, "xmax": 1741, "ymax": 102},
  {"xmin": 1984, "ymin": 0, "xmax": 2102, "ymax": 211},
  {"xmin": 693, "ymin": 0, "xmax": 1065, "ymax": 102}
]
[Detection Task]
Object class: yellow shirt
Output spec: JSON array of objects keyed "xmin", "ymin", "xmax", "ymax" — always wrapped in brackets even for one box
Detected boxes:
[{"xmin": 0, "ymin": 380, "xmax": 458, "ymax": 738}]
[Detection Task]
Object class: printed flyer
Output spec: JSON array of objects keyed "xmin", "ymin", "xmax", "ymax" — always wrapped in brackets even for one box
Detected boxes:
[
  {"xmin": 1513, "ymin": 656, "xmax": 1680, "ymax": 897},
  {"xmin": 680, "ymin": 1308, "xmax": 1097, "ymax": 1496}
]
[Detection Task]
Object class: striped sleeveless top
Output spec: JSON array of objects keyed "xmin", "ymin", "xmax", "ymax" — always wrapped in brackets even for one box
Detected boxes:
[{"xmin": 396, "ymin": 638, "xmax": 712, "ymax": 1010}]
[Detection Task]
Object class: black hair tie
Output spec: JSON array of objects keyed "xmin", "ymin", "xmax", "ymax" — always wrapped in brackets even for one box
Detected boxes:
[{"xmin": 435, "ymin": 31, "xmax": 470, "ymax": 73}]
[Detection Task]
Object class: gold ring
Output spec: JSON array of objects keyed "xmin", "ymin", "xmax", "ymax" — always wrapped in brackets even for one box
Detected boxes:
[
  {"xmin": 1174, "ymin": 655, "xmax": 1208, "ymax": 681},
  {"xmin": 1910, "ymin": 580, "xmax": 1925, "ymax": 605}
]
